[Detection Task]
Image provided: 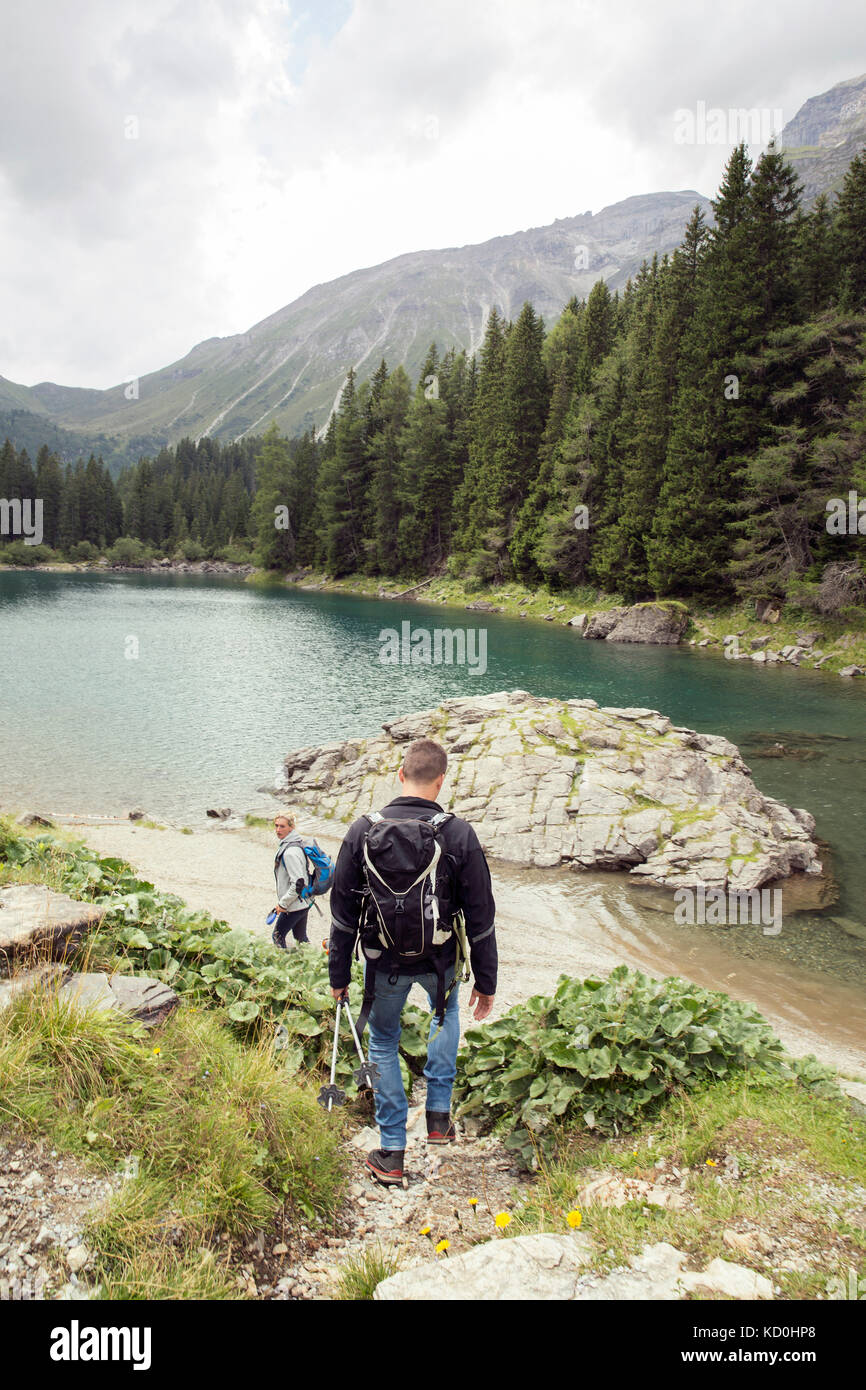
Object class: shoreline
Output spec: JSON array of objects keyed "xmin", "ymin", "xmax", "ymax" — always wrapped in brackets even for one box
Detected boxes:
[
  {"xmin": 23, "ymin": 810, "xmax": 866, "ymax": 1085},
  {"xmin": 4, "ymin": 559, "xmax": 864, "ymax": 682}
]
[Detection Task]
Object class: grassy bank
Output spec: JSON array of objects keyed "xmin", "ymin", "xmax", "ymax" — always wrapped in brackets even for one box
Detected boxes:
[
  {"xmin": 0, "ymin": 819, "xmax": 354, "ymax": 1298},
  {"xmin": 3, "ymin": 818, "xmax": 864, "ymax": 1301},
  {"xmin": 254, "ymin": 568, "xmax": 866, "ymax": 679},
  {"xmin": 510, "ymin": 1070, "xmax": 866, "ymax": 1300},
  {"xmin": 4, "ymin": 556, "xmax": 863, "ymax": 677},
  {"xmin": 0, "ymin": 990, "xmax": 347, "ymax": 1298}
]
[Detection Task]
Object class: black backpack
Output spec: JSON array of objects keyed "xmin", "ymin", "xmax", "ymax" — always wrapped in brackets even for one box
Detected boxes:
[{"xmin": 357, "ymin": 810, "xmax": 469, "ymax": 1029}]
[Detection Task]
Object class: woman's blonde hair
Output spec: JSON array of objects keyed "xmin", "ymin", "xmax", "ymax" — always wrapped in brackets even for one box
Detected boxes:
[{"xmin": 273, "ymin": 809, "xmax": 296, "ymax": 829}]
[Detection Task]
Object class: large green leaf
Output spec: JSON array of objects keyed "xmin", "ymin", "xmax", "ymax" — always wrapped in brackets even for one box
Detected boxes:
[{"xmin": 228, "ymin": 1000, "xmax": 261, "ymax": 1023}]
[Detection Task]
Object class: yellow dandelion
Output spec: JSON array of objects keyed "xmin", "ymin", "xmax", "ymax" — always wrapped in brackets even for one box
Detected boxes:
[
  {"xmin": 419, "ymin": 1225, "xmax": 432, "ymax": 1237},
  {"xmin": 435, "ymin": 1239, "xmax": 450, "ymax": 1254},
  {"xmin": 705, "ymin": 1158, "xmax": 717, "ymax": 1167},
  {"xmin": 566, "ymin": 1209, "xmax": 582, "ymax": 1229},
  {"xmin": 494, "ymin": 1211, "xmax": 511, "ymax": 1229},
  {"xmin": 152, "ymin": 1046, "xmax": 161, "ymax": 1056},
  {"xmin": 468, "ymin": 1197, "xmax": 478, "ymax": 1207}
]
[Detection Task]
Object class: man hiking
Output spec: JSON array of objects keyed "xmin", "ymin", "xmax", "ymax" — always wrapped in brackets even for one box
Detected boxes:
[{"xmin": 328, "ymin": 737, "xmax": 497, "ymax": 1186}]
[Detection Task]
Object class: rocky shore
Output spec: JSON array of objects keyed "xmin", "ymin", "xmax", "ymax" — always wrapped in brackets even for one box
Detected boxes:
[{"xmin": 273, "ymin": 690, "xmax": 823, "ymax": 892}]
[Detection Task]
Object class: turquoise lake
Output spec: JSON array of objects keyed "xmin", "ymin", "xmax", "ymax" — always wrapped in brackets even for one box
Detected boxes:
[{"xmin": 1, "ymin": 571, "xmax": 864, "ymax": 961}]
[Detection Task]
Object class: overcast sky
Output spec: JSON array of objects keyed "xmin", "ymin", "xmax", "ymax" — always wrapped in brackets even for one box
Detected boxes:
[{"xmin": 1, "ymin": 0, "xmax": 864, "ymax": 389}]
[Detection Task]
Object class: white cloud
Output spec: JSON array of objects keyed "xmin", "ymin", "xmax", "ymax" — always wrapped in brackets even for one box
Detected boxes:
[{"xmin": 0, "ymin": 0, "xmax": 864, "ymax": 388}]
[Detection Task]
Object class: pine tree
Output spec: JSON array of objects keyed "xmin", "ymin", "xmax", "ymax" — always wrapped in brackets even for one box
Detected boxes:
[
  {"xmin": 366, "ymin": 367, "xmax": 411, "ymax": 574},
  {"xmin": 834, "ymin": 152, "xmax": 866, "ymax": 310},
  {"xmin": 251, "ymin": 423, "xmax": 297, "ymax": 570},
  {"xmin": 317, "ymin": 369, "xmax": 368, "ymax": 575},
  {"xmin": 453, "ymin": 307, "xmax": 509, "ymax": 575},
  {"xmin": 35, "ymin": 446, "xmax": 64, "ymax": 549}
]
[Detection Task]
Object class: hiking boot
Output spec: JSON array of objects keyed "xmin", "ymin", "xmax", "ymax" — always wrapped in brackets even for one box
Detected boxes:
[
  {"xmin": 426, "ymin": 1111, "xmax": 457, "ymax": 1145},
  {"xmin": 365, "ymin": 1148, "xmax": 405, "ymax": 1186}
]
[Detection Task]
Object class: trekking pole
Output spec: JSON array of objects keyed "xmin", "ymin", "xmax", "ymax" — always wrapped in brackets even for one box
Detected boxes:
[
  {"xmin": 340, "ymin": 998, "xmax": 380, "ymax": 1091},
  {"xmin": 317, "ymin": 997, "xmax": 347, "ymax": 1112}
]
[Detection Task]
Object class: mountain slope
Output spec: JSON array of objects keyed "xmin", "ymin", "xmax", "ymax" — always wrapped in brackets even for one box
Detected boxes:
[
  {"xmin": 780, "ymin": 71, "xmax": 866, "ymax": 202},
  {"xmin": 25, "ymin": 191, "xmax": 711, "ymax": 446},
  {"xmin": 3, "ymin": 72, "xmax": 864, "ymax": 456}
]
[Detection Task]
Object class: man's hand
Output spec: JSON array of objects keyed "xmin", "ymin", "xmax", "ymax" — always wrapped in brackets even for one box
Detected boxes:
[
  {"xmin": 468, "ymin": 988, "xmax": 494, "ymax": 1022},
  {"xmin": 331, "ymin": 987, "xmax": 349, "ymax": 1001}
]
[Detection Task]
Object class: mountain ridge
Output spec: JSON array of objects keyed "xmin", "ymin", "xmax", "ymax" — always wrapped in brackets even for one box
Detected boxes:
[{"xmin": 2, "ymin": 73, "xmax": 864, "ymax": 458}]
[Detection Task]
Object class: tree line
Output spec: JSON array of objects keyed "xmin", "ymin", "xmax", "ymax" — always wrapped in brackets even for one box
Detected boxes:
[{"xmin": 3, "ymin": 141, "xmax": 865, "ymax": 608}]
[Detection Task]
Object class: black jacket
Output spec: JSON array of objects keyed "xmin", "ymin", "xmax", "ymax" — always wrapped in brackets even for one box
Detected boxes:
[{"xmin": 328, "ymin": 795, "xmax": 497, "ymax": 995}]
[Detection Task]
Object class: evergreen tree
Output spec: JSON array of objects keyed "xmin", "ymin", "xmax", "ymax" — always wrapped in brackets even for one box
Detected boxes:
[
  {"xmin": 834, "ymin": 152, "xmax": 866, "ymax": 310},
  {"xmin": 251, "ymin": 423, "xmax": 297, "ymax": 570}
]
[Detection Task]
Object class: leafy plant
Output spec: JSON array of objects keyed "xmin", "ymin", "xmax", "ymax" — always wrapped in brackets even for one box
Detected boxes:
[
  {"xmin": 0, "ymin": 822, "xmax": 429, "ymax": 1093},
  {"xmin": 454, "ymin": 965, "xmax": 839, "ymax": 1166}
]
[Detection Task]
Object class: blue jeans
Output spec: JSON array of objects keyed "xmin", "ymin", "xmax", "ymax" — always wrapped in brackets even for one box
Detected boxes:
[{"xmin": 366, "ymin": 965, "xmax": 459, "ymax": 1151}]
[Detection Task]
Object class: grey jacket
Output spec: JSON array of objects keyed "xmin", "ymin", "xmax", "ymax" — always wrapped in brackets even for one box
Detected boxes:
[{"xmin": 274, "ymin": 832, "xmax": 309, "ymax": 913}]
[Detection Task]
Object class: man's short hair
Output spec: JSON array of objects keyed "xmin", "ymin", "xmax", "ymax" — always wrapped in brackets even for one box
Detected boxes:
[{"xmin": 402, "ymin": 738, "xmax": 448, "ymax": 784}]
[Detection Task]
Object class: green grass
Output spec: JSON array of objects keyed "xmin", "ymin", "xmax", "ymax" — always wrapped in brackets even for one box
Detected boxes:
[
  {"xmin": 687, "ymin": 601, "xmax": 866, "ymax": 676},
  {"xmin": 244, "ymin": 814, "xmax": 273, "ymax": 830},
  {"xmin": 266, "ymin": 569, "xmax": 866, "ymax": 676},
  {"xmin": 0, "ymin": 982, "xmax": 348, "ymax": 1299},
  {"xmin": 335, "ymin": 1241, "xmax": 406, "ymax": 1299},
  {"xmin": 509, "ymin": 1071, "xmax": 866, "ymax": 1298}
]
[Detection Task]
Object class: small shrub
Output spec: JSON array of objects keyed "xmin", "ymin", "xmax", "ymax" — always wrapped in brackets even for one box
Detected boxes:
[
  {"xmin": 454, "ymin": 965, "xmax": 837, "ymax": 1166},
  {"xmin": 69, "ymin": 540, "xmax": 99, "ymax": 562},
  {"xmin": 0, "ymin": 541, "xmax": 57, "ymax": 566},
  {"xmin": 106, "ymin": 536, "xmax": 153, "ymax": 567}
]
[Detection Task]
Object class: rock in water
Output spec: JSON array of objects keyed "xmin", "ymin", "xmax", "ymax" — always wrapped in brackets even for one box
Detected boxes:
[
  {"xmin": 276, "ymin": 690, "xmax": 822, "ymax": 891},
  {"xmin": 583, "ymin": 608, "xmax": 629, "ymax": 639},
  {"xmin": 603, "ymin": 603, "xmax": 688, "ymax": 645}
]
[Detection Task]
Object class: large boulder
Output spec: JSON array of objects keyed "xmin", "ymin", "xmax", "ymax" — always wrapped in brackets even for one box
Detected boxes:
[
  {"xmin": 0, "ymin": 962, "xmax": 71, "ymax": 1011},
  {"xmin": 583, "ymin": 603, "xmax": 688, "ymax": 644},
  {"xmin": 603, "ymin": 603, "xmax": 689, "ymax": 645},
  {"xmin": 274, "ymin": 690, "xmax": 822, "ymax": 891},
  {"xmin": 0, "ymin": 886, "xmax": 102, "ymax": 973},
  {"xmin": 375, "ymin": 1233, "xmax": 594, "ymax": 1300},
  {"xmin": 0, "ymin": 965, "xmax": 178, "ymax": 1028},
  {"xmin": 374, "ymin": 1236, "xmax": 773, "ymax": 1301},
  {"xmin": 583, "ymin": 608, "xmax": 629, "ymax": 639}
]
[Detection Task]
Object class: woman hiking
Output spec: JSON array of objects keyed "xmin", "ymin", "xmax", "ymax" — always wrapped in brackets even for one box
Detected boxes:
[{"xmin": 271, "ymin": 810, "xmax": 311, "ymax": 948}]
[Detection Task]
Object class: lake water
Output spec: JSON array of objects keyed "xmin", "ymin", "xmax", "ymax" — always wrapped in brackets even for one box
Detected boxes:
[{"xmin": 1, "ymin": 570, "xmax": 864, "ymax": 989}]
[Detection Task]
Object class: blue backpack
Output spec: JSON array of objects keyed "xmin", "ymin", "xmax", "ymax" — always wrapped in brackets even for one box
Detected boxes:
[
  {"xmin": 297, "ymin": 840, "xmax": 335, "ymax": 906},
  {"xmin": 277, "ymin": 833, "xmax": 334, "ymax": 912}
]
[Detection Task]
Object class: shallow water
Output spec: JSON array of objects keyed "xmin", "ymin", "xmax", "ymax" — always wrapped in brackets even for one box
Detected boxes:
[{"xmin": 1, "ymin": 570, "xmax": 864, "ymax": 1001}]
